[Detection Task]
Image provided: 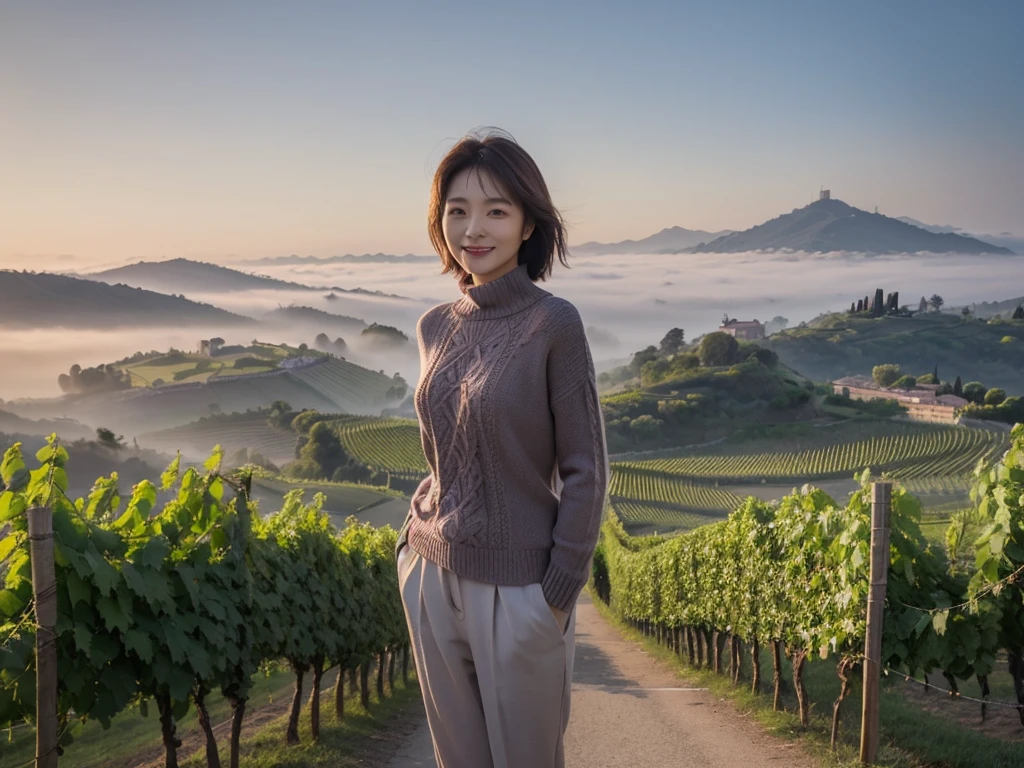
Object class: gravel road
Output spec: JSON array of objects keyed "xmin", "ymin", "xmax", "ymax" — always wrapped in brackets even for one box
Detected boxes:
[{"xmin": 388, "ymin": 591, "xmax": 816, "ymax": 767}]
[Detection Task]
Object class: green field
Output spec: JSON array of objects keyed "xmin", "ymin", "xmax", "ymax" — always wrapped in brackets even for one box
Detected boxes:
[{"xmin": 122, "ymin": 346, "xmax": 288, "ymax": 386}]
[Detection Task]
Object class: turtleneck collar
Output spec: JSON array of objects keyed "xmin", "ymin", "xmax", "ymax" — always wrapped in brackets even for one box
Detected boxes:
[{"xmin": 451, "ymin": 262, "xmax": 550, "ymax": 320}]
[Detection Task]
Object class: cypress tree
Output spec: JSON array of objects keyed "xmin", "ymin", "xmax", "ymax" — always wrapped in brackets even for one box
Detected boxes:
[
  {"xmin": 933, "ymin": 363, "xmax": 939, "ymax": 383},
  {"xmin": 1013, "ymin": 304, "xmax": 1024, "ymax": 320},
  {"xmin": 872, "ymin": 288, "xmax": 885, "ymax": 317},
  {"xmin": 953, "ymin": 376, "xmax": 963, "ymax": 397},
  {"xmin": 919, "ymin": 296, "xmax": 928, "ymax": 312}
]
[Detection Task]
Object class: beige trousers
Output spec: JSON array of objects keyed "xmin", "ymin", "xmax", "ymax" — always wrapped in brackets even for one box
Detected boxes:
[{"xmin": 397, "ymin": 545, "xmax": 576, "ymax": 768}]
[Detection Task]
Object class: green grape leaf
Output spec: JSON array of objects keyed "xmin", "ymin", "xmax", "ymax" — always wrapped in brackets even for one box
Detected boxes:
[
  {"xmin": 0, "ymin": 589, "xmax": 26, "ymax": 620},
  {"xmin": 73, "ymin": 625, "xmax": 92, "ymax": 655},
  {"xmin": 83, "ymin": 549, "xmax": 120, "ymax": 596},
  {"xmin": 0, "ymin": 494, "xmax": 27, "ymax": 523},
  {"xmin": 139, "ymin": 537, "xmax": 170, "ymax": 571},
  {"xmin": 123, "ymin": 629, "xmax": 154, "ymax": 663},
  {"xmin": 66, "ymin": 569, "xmax": 93, "ymax": 609},
  {"xmin": 96, "ymin": 596, "xmax": 131, "ymax": 633},
  {"xmin": 90, "ymin": 633, "xmax": 120, "ymax": 667},
  {"xmin": 161, "ymin": 454, "xmax": 182, "ymax": 491}
]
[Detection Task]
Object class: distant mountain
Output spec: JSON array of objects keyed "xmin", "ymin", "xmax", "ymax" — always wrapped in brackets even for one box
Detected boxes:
[
  {"xmin": 0, "ymin": 270, "xmax": 252, "ymax": 328},
  {"xmin": 86, "ymin": 258, "xmax": 322, "ymax": 294},
  {"xmin": 683, "ymin": 198, "xmax": 1014, "ymax": 255},
  {"xmin": 571, "ymin": 226, "xmax": 734, "ymax": 255},
  {"xmin": 896, "ymin": 217, "xmax": 1024, "ymax": 254},
  {"xmin": 0, "ymin": 409, "xmax": 92, "ymax": 440},
  {"xmin": 238, "ymin": 253, "xmax": 436, "ymax": 266}
]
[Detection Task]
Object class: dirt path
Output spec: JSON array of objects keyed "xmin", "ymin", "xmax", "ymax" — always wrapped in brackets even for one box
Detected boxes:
[{"xmin": 388, "ymin": 591, "xmax": 817, "ymax": 767}]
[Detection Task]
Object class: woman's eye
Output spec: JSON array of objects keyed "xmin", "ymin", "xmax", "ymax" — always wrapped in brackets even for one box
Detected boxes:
[
  {"xmin": 489, "ymin": 209, "xmax": 507, "ymax": 216},
  {"xmin": 447, "ymin": 208, "xmax": 464, "ymax": 216}
]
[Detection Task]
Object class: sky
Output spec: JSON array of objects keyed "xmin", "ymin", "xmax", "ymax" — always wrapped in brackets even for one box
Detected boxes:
[{"xmin": 2, "ymin": 0, "xmax": 1022, "ymax": 267}]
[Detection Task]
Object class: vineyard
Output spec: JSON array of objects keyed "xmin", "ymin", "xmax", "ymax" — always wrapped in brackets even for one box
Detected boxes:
[
  {"xmin": 333, "ymin": 418, "xmax": 428, "ymax": 477},
  {"xmin": 591, "ymin": 423, "xmax": 1024, "ymax": 755},
  {"xmin": 617, "ymin": 423, "xmax": 1006, "ymax": 483},
  {"xmin": 608, "ymin": 467, "xmax": 745, "ymax": 532},
  {"xmin": 140, "ymin": 414, "xmax": 299, "ymax": 465},
  {"xmin": 0, "ymin": 439, "xmax": 409, "ymax": 768}
]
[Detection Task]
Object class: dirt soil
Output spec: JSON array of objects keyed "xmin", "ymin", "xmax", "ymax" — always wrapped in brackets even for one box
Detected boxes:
[{"xmin": 388, "ymin": 591, "xmax": 818, "ymax": 767}]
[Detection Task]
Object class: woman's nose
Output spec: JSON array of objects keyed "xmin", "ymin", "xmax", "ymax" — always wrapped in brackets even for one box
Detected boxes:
[{"xmin": 465, "ymin": 215, "xmax": 486, "ymax": 237}]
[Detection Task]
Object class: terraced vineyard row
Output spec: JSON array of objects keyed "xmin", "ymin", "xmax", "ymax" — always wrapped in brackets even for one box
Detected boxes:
[
  {"xmin": 290, "ymin": 358, "xmax": 394, "ymax": 411},
  {"xmin": 610, "ymin": 500, "xmax": 727, "ymax": 532},
  {"xmin": 608, "ymin": 467, "xmax": 745, "ymax": 510},
  {"xmin": 619, "ymin": 425, "xmax": 1005, "ymax": 483},
  {"xmin": 335, "ymin": 417, "xmax": 429, "ymax": 474},
  {"xmin": 608, "ymin": 466, "xmax": 746, "ymax": 532}
]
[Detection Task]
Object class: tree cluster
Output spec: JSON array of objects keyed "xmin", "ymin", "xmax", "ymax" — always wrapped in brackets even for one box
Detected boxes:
[{"xmin": 58, "ymin": 363, "xmax": 133, "ymax": 395}]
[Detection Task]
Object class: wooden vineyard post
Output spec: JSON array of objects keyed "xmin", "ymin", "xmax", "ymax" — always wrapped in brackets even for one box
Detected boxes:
[
  {"xmin": 859, "ymin": 482, "xmax": 891, "ymax": 766},
  {"xmin": 28, "ymin": 505, "xmax": 58, "ymax": 768}
]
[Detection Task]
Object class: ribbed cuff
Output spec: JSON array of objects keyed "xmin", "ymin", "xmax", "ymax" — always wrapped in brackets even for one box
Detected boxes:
[{"xmin": 541, "ymin": 561, "xmax": 585, "ymax": 613}]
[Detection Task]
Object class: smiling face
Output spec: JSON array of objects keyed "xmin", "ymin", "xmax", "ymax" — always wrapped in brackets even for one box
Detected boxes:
[{"xmin": 442, "ymin": 167, "xmax": 535, "ymax": 286}]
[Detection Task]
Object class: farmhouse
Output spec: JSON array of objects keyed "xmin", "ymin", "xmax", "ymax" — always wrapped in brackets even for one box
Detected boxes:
[
  {"xmin": 831, "ymin": 375, "xmax": 968, "ymax": 424},
  {"xmin": 719, "ymin": 318, "xmax": 765, "ymax": 340}
]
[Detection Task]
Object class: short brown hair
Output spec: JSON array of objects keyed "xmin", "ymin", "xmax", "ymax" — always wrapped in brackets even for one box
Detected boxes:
[{"xmin": 427, "ymin": 128, "xmax": 569, "ymax": 283}]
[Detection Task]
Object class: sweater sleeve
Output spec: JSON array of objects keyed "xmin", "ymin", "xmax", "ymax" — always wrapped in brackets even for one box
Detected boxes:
[{"xmin": 541, "ymin": 303, "xmax": 610, "ymax": 612}]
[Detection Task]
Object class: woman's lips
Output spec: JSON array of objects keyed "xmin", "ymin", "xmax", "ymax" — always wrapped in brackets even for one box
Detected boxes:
[{"xmin": 463, "ymin": 247, "xmax": 494, "ymax": 257}]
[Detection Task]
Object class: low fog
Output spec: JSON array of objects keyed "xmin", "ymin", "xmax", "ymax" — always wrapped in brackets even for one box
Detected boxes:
[{"xmin": 0, "ymin": 250, "xmax": 1020, "ymax": 404}]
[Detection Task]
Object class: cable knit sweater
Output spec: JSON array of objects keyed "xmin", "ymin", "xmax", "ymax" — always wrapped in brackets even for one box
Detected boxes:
[{"xmin": 401, "ymin": 262, "xmax": 610, "ymax": 612}]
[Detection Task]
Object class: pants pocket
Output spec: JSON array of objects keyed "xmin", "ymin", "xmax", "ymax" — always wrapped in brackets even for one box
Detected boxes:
[{"xmin": 531, "ymin": 583, "xmax": 571, "ymax": 638}]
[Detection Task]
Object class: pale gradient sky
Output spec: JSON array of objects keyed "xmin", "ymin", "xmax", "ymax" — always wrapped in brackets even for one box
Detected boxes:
[{"xmin": 2, "ymin": 0, "xmax": 1022, "ymax": 267}]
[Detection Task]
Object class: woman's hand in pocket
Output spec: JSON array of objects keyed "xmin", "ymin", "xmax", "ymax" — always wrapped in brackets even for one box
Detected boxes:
[{"xmin": 547, "ymin": 603, "xmax": 568, "ymax": 632}]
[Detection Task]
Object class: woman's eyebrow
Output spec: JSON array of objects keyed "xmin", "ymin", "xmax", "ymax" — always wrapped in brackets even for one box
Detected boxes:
[{"xmin": 446, "ymin": 196, "xmax": 512, "ymax": 205}]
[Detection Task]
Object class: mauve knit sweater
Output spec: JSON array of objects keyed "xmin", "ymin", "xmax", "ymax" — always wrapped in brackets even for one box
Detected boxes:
[{"xmin": 403, "ymin": 262, "xmax": 610, "ymax": 612}]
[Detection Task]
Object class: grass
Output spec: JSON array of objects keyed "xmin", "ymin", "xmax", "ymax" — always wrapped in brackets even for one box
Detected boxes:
[
  {"xmin": 587, "ymin": 585, "xmax": 1024, "ymax": 768},
  {"xmin": 1, "ymin": 664, "xmax": 424, "ymax": 768},
  {"xmin": 0, "ymin": 666, "xmax": 295, "ymax": 767},
  {"xmin": 180, "ymin": 672, "xmax": 423, "ymax": 768}
]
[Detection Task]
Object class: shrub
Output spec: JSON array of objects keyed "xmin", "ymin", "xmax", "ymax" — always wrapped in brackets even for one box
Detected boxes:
[
  {"xmin": 232, "ymin": 356, "xmax": 273, "ymax": 369},
  {"xmin": 891, "ymin": 375, "xmax": 917, "ymax": 389},
  {"xmin": 747, "ymin": 347, "xmax": 779, "ymax": 368},
  {"xmin": 984, "ymin": 388, "xmax": 1006, "ymax": 406},
  {"xmin": 872, "ymin": 364, "xmax": 902, "ymax": 387},
  {"xmin": 698, "ymin": 332, "xmax": 739, "ymax": 367},
  {"xmin": 962, "ymin": 381, "xmax": 988, "ymax": 405}
]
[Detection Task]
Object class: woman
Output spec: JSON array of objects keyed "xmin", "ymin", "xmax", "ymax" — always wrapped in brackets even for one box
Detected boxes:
[{"xmin": 396, "ymin": 128, "xmax": 610, "ymax": 768}]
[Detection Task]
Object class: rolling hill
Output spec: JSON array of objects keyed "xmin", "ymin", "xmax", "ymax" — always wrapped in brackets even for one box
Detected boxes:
[
  {"xmin": 86, "ymin": 258, "xmax": 323, "ymax": 294},
  {"xmin": 5, "ymin": 356, "xmax": 401, "ymax": 435},
  {"xmin": 571, "ymin": 226, "xmax": 733, "ymax": 255},
  {"xmin": 0, "ymin": 270, "xmax": 252, "ymax": 328},
  {"xmin": 764, "ymin": 310, "xmax": 1024, "ymax": 395},
  {"xmin": 682, "ymin": 198, "xmax": 1014, "ymax": 255}
]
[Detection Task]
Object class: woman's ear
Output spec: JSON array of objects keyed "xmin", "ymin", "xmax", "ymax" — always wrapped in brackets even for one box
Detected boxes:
[{"xmin": 522, "ymin": 220, "xmax": 535, "ymax": 242}]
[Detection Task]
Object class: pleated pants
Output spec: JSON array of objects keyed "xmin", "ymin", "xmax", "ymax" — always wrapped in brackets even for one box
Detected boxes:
[{"xmin": 397, "ymin": 544, "xmax": 576, "ymax": 768}]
